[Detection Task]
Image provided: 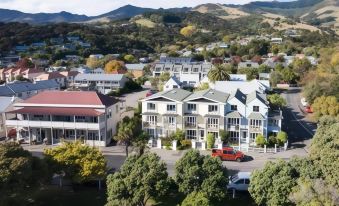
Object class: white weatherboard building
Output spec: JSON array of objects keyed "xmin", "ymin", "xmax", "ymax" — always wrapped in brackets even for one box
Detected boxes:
[
  {"xmin": 73, "ymin": 74, "xmax": 128, "ymax": 94},
  {"xmin": 5, "ymin": 91, "xmax": 120, "ymax": 146},
  {"xmin": 141, "ymin": 88, "xmax": 282, "ymax": 147},
  {"xmin": 153, "ymin": 62, "xmax": 213, "ymax": 87}
]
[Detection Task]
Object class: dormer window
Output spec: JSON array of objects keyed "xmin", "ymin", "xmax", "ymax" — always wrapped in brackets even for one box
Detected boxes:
[
  {"xmin": 253, "ymin": 106, "xmax": 259, "ymax": 112},
  {"xmin": 231, "ymin": 105, "xmax": 237, "ymax": 111}
]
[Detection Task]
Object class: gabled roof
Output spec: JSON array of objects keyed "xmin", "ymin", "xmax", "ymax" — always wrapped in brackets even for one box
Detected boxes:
[
  {"xmin": 74, "ymin": 74, "xmax": 125, "ymax": 81},
  {"xmin": 0, "ymin": 97, "xmax": 13, "ymax": 112},
  {"xmin": 165, "ymin": 76, "xmax": 181, "ymax": 86},
  {"xmin": 246, "ymin": 91, "xmax": 268, "ymax": 105},
  {"xmin": 248, "ymin": 112, "xmax": 265, "ymax": 120},
  {"xmin": 35, "ymin": 72, "xmax": 65, "ymax": 80},
  {"xmin": 125, "ymin": 64, "xmax": 146, "ymax": 71},
  {"xmin": 22, "ymin": 91, "xmax": 118, "ymax": 107},
  {"xmin": 226, "ymin": 111, "xmax": 242, "ymax": 118},
  {"xmin": 186, "ymin": 89, "xmax": 229, "ymax": 103},
  {"xmin": 145, "ymin": 88, "xmax": 192, "ymax": 102},
  {"xmin": 0, "ymin": 80, "xmax": 59, "ymax": 96},
  {"xmin": 229, "ymin": 89, "xmax": 246, "ymax": 105}
]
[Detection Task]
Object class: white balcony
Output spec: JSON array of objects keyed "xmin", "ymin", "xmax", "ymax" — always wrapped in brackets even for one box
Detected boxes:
[
  {"xmin": 227, "ymin": 124, "xmax": 240, "ymax": 131},
  {"xmin": 6, "ymin": 120, "xmax": 101, "ymax": 130}
]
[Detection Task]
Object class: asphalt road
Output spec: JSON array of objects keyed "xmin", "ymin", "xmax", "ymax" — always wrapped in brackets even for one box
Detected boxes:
[{"xmin": 281, "ymin": 87, "xmax": 317, "ymax": 151}]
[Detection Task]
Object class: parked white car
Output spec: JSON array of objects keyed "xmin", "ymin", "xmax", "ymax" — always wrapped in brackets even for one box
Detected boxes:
[
  {"xmin": 227, "ymin": 172, "xmax": 251, "ymax": 191},
  {"xmin": 301, "ymin": 97, "xmax": 309, "ymax": 107}
]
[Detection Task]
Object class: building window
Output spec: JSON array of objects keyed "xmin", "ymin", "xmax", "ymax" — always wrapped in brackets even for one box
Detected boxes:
[
  {"xmin": 229, "ymin": 131, "xmax": 239, "ymax": 142},
  {"xmin": 168, "ymin": 116, "xmax": 176, "ymax": 125},
  {"xmin": 185, "ymin": 116, "xmax": 196, "ymax": 127},
  {"xmin": 250, "ymin": 119, "xmax": 262, "ymax": 127},
  {"xmin": 253, "ymin": 106, "xmax": 259, "ymax": 112},
  {"xmin": 167, "ymin": 104, "xmax": 176, "ymax": 112},
  {"xmin": 250, "ymin": 133, "xmax": 260, "ymax": 141},
  {"xmin": 186, "ymin": 130, "xmax": 197, "ymax": 139},
  {"xmin": 106, "ymin": 109, "xmax": 112, "ymax": 118},
  {"xmin": 208, "ymin": 105, "xmax": 218, "ymax": 112},
  {"xmin": 231, "ymin": 105, "xmax": 237, "ymax": 111},
  {"xmin": 147, "ymin": 116, "xmax": 157, "ymax": 124},
  {"xmin": 147, "ymin": 103, "xmax": 156, "ymax": 110},
  {"xmin": 187, "ymin": 104, "xmax": 196, "ymax": 111},
  {"xmin": 228, "ymin": 118, "xmax": 239, "ymax": 125}
]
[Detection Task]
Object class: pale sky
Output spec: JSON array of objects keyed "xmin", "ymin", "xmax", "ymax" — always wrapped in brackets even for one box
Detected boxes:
[{"xmin": 0, "ymin": 0, "xmax": 263, "ymax": 16}]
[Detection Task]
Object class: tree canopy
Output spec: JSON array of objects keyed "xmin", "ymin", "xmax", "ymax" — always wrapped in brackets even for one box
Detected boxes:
[
  {"xmin": 44, "ymin": 141, "xmax": 107, "ymax": 183},
  {"xmin": 106, "ymin": 153, "xmax": 170, "ymax": 206},
  {"xmin": 207, "ymin": 64, "xmax": 230, "ymax": 82},
  {"xmin": 175, "ymin": 150, "xmax": 228, "ymax": 203},
  {"xmin": 104, "ymin": 60, "xmax": 126, "ymax": 73},
  {"xmin": 312, "ymin": 96, "xmax": 339, "ymax": 120}
]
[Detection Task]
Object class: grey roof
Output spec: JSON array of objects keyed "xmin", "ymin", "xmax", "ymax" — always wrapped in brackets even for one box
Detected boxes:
[
  {"xmin": 74, "ymin": 74, "xmax": 125, "ymax": 81},
  {"xmin": 0, "ymin": 97, "xmax": 13, "ymax": 112},
  {"xmin": 204, "ymin": 114, "xmax": 221, "ymax": 118},
  {"xmin": 125, "ymin": 64, "xmax": 146, "ymax": 71},
  {"xmin": 225, "ymin": 111, "xmax": 242, "ymax": 118},
  {"xmin": 146, "ymin": 88, "xmax": 192, "ymax": 102},
  {"xmin": 168, "ymin": 76, "xmax": 181, "ymax": 86},
  {"xmin": 186, "ymin": 89, "xmax": 229, "ymax": 103},
  {"xmin": 0, "ymin": 80, "xmax": 59, "ymax": 96},
  {"xmin": 229, "ymin": 89, "xmax": 246, "ymax": 104},
  {"xmin": 248, "ymin": 112, "xmax": 265, "ymax": 120},
  {"xmin": 246, "ymin": 91, "xmax": 268, "ymax": 105}
]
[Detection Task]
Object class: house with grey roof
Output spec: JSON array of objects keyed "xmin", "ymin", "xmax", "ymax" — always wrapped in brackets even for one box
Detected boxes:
[
  {"xmin": 140, "ymin": 88, "xmax": 282, "ymax": 148},
  {"xmin": 73, "ymin": 73, "xmax": 128, "ymax": 94},
  {"xmin": 0, "ymin": 97, "xmax": 16, "ymax": 137},
  {"xmin": 0, "ymin": 80, "xmax": 60, "ymax": 99}
]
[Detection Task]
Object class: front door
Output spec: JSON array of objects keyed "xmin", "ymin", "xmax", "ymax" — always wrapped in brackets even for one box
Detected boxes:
[{"xmin": 241, "ymin": 131, "xmax": 247, "ymax": 143}]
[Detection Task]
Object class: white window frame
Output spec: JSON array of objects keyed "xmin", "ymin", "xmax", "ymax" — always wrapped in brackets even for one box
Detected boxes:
[
  {"xmin": 208, "ymin": 105, "xmax": 218, "ymax": 112},
  {"xmin": 167, "ymin": 104, "xmax": 176, "ymax": 112}
]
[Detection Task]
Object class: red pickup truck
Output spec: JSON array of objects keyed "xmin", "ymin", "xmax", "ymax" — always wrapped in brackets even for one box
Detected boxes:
[{"xmin": 212, "ymin": 147, "xmax": 245, "ymax": 162}]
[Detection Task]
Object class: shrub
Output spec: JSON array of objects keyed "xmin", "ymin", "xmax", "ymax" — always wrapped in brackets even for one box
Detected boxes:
[
  {"xmin": 219, "ymin": 129, "xmax": 229, "ymax": 144},
  {"xmin": 268, "ymin": 136, "xmax": 277, "ymax": 147},
  {"xmin": 277, "ymin": 131, "xmax": 288, "ymax": 146},
  {"xmin": 255, "ymin": 134, "xmax": 266, "ymax": 147},
  {"xmin": 179, "ymin": 139, "xmax": 192, "ymax": 150},
  {"xmin": 161, "ymin": 137, "xmax": 172, "ymax": 147},
  {"xmin": 207, "ymin": 133, "xmax": 215, "ymax": 149}
]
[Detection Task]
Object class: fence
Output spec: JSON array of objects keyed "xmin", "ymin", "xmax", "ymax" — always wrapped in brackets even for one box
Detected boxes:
[{"xmin": 231, "ymin": 143, "xmax": 287, "ymax": 153}]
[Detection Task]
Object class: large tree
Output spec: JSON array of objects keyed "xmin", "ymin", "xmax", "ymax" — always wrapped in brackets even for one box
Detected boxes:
[
  {"xmin": 0, "ymin": 142, "xmax": 50, "ymax": 203},
  {"xmin": 207, "ymin": 64, "xmax": 230, "ymax": 82},
  {"xmin": 175, "ymin": 150, "xmax": 228, "ymax": 203},
  {"xmin": 106, "ymin": 153, "xmax": 170, "ymax": 206},
  {"xmin": 104, "ymin": 60, "xmax": 126, "ymax": 73},
  {"xmin": 312, "ymin": 96, "xmax": 339, "ymax": 120},
  {"xmin": 44, "ymin": 141, "xmax": 107, "ymax": 183},
  {"xmin": 309, "ymin": 116, "xmax": 339, "ymax": 187}
]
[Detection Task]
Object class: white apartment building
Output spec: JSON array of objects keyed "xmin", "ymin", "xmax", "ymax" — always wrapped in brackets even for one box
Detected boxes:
[
  {"xmin": 153, "ymin": 63, "xmax": 213, "ymax": 87},
  {"xmin": 141, "ymin": 88, "xmax": 282, "ymax": 146},
  {"xmin": 73, "ymin": 74, "xmax": 128, "ymax": 94},
  {"xmin": 5, "ymin": 91, "xmax": 120, "ymax": 146}
]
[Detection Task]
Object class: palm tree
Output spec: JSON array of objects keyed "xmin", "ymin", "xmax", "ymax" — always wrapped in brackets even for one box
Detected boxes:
[
  {"xmin": 114, "ymin": 117, "xmax": 134, "ymax": 156},
  {"xmin": 207, "ymin": 64, "xmax": 230, "ymax": 82}
]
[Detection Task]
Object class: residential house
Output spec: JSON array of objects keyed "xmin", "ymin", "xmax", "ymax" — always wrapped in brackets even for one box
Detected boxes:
[
  {"xmin": 125, "ymin": 64, "xmax": 145, "ymax": 78},
  {"xmin": 0, "ymin": 97, "xmax": 15, "ymax": 137},
  {"xmin": 5, "ymin": 91, "xmax": 120, "ymax": 146},
  {"xmin": 229, "ymin": 74, "xmax": 247, "ymax": 81},
  {"xmin": 34, "ymin": 72, "xmax": 67, "ymax": 87},
  {"xmin": 15, "ymin": 45, "xmax": 29, "ymax": 53},
  {"xmin": 91, "ymin": 68, "xmax": 105, "ymax": 74},
  {"xmin": 0, "ymin": 68, "xmax": 45, "ymax": 83},
  {"xmin": 0, "ymin": 80, "xmax": 60, "ymax": 99},
  {"xmin": 163, "ymin": 76, "xmax": 182, "ymax": 91},
  {"xmin": 271, "ymin": 38, "xmax": 283, "ymax": 44},
  {"xmin": 73, "ymin": 74, "xmax": 128, "ymax": 94},
  {"xmin": 153, "ymin": 62, "xmax": 213, "ymax": 87},
  {"xmin": 238, "ymin": 61, "xmax": 260, "ymax": 69},
  {"xmin": 159, "ymin": 56, "xmax": 193, "ymax": 64},
  {"xmin": 59, "ymin": 71, "xmax": 79, "ymax": 86},
  {"xmin": 213, "ymin": 79, "xmax": 271, "ymax": 94},
  {"xmin": 89, "ymin": 54, "xmax": 104, "ymax": 59},
  {"xmin": 141, "ymin": 88, "xmax": 282, "ymax": 147}
]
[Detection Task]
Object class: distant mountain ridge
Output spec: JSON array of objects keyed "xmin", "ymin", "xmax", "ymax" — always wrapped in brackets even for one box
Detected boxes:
[{"xmin": 0, "ymin": 4, "xmax": 191, "ymax": 24}]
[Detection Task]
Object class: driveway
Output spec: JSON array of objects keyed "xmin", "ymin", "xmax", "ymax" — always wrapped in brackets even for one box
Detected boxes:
[{"xmin": 281, "ymin": 87, "xmax": 317, "ymax": 152}]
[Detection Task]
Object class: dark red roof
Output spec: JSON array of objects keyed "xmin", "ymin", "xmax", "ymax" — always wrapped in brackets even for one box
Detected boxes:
[
  {"xmin": 23, "ymin": 91, "xmax": 118, "ymax": 107},
  {"xmin": 9, "ymin": 107, "xmax": 104, "ymax": 116}
]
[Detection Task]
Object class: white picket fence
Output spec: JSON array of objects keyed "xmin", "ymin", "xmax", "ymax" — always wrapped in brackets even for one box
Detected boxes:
[{"xmin": 231, "ymin": 143, "xmax": 287, "ymax": 153}]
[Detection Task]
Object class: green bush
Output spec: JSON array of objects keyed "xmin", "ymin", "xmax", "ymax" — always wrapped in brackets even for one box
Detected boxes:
[
  {"xmin": 277, "ymin": 131, "xmax": 288, "ymax": 146},
  {"xmin": 207, "ymin": 133, "xmax": 215, "ymax": 149},
  {"xmin": 161, "ymin": 137, "xmax": 172, "ymax": 147},
  {"xmin": 179, "ymin": 139, "xmax": 192, "ymax": 150},
  {"xmin": 219, "ymin": 130, "xmax": 229, "ymax": 144},
  {"xmin": 255, "ymin": 134, "xmax": 266, "ymax": 147},
  {"xmin": 268, "ymin": 136, "xmax": 277, "ymax": 147}
]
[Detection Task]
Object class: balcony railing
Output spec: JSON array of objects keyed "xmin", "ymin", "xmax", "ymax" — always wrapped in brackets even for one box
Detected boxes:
[
  {"xmin": 227, "ymin": 124, "xmax": 240, "ymax": 130},
  {"xmin": 207, "ymin": 124, "xmax": 219, "ymax": 130},
  {"xmin": 6, "ymin": 120, "xmax": 101, "ymax": 130},
  {"xmin": 249, "ymin": 126, "xmax": 262, "ymax": 132},
  {"xmin": 185, "ymin": 122, "xmax": 196, "ymax": 128}
]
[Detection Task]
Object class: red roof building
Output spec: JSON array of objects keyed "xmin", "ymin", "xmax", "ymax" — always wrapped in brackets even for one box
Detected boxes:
[{"xmin": 6, "ymin": 91, "xmax": 120, "ymax": 146}]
